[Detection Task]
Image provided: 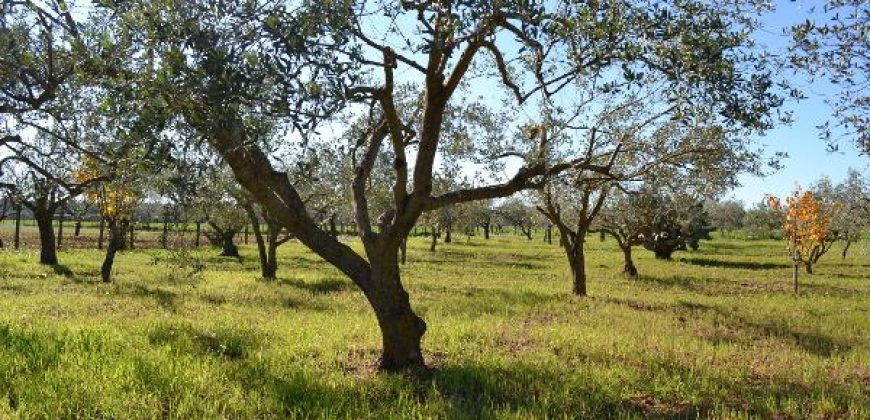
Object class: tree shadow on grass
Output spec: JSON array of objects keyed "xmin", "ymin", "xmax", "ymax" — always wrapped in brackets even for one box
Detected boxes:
[
  {"xmin": 195, "ymin": 289, "xmax": 329, "ymax": 312},
  {"xmin": 599, "ymin": 297, "xmax": 851, "ymax": 357},
  {"xmin": 681, "ymin": 257, "xmax": 789, "ymax": 271},
  {"xmin": 633, "ymin": 275, "xmax": 705, "ymax": 292},
  {"xmin": 114, "ymin": 284, "xmax": 179, "ymax": 312},
  {"xmin": 51, "ymin": 264, "xmax": 74, "ymax": 278},
  {"xmin": 147, "ymin": 322, "xmax": 260, "ymax": 360},
  {"xmin": 227, "ymin": 358, "xmax": 856, "ymax": 419},
  {"xmin": 0, "ymin": 284, "xmax": 30, "ymax": 294},
  {"xmin": 427, "ymin": 363, "xmax": 722, "ymax": 419},
  {"xmin": 279, "ymin": 277, "xmax": 353, "ymax": 295},
  {"xmin": 718, "ymin": 319, "xmax": 852, "ymax": 358}
]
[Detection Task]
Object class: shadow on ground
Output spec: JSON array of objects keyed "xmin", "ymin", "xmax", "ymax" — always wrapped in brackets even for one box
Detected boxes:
[{"xmin": 681, "ymin": 257, "xmax": 789, "ymax": 270}]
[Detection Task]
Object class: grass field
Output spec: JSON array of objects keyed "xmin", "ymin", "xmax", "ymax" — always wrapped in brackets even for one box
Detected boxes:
[{"xmin": 0, "ymin": 232, "xmax": 867, "ymax": 419}]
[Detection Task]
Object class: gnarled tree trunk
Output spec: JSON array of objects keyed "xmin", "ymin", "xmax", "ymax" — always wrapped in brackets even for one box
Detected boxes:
[
  {"xmin": 366, "ymin": 252, "xmax": 426, "ymax": 371},
  {"xmin": 429, "ymin": 228, "xmax": 439, "ymax": 251},
  {"xmin": 565, "ymin": 237, "xmax": 587, "ymax": 296},
  {"xmin": 34, "ymin": 206, "xmax": 58, "ymax": 265},
  {"xmin": 101, "ymin": 219, "xmax": 127, "ymax": 283},
  {"xmin": 220, "ymin": 231, "xmax": 239, "ymax": 257},
  {"xmin": 621, "ymin": 245, "xmax": 638, "ymax": 278}
]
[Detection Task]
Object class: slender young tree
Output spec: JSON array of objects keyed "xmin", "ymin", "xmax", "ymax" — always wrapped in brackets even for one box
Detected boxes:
[
  {"xmin": 75, "ymin": 158, "xmax": 142, "ymax": 283},
  {"xmin": 767, "ymin": 188, "xmax": 840, "ymax": 291}
]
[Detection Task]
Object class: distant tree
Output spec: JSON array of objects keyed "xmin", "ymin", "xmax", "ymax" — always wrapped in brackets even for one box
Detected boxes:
[
  {"xmin": 196, "ymin": 169, "xmax": 246, "ymax": 258},
  {"xmin": 812, "ymin": 170, "xmax": 870, "ymax": 259},
  {"xmin": 707, "ymin": 200, "xmax": 746, "ymax": 236},
  {"xmin": 743, "ymin": 200, "xmax": 783, "ymax": 239},
  {"xmin": 496, "ymin": 198, "xmax": 540, "ymax": 241},
  {"xmin": 421, "ymin": 204, "xmax": 451, "ymax": 252},
  {"xmin": 639, "ymin": 189, "xmax": 715, "ymax": 260},
  {"xmin": 240, "ymin": 195, "xmax": 291, "ymax": 279},
  {"xmin": 767, "ymin": 188, "xmax": 840, "ymax": 292},
  {"xmin": 593, "ymin": 189, "xmax": 654, "ymax": 278},
  {"xmin": 536, "ymin": 169, "xmax": 610, "ymax": 294},
  {"xmin": 456, "ymin": 200, "xmax": 494, "ymax": 241},
  {"xmin": 0, "ymin": 141, "xmax": 103, "ymax": 264},
  {"xmin": 65, "ymin": 198, "xmax": 93, "ymax": 238}
]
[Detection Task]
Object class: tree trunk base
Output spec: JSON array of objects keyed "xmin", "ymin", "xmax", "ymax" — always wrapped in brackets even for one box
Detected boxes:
[
  {"xmin": 220, "ymin": 243, "xmax": 240, "ymax": 258},
  {"xmin": 377, "ymin": 309, "xmax": 427, "ymax": 372}
]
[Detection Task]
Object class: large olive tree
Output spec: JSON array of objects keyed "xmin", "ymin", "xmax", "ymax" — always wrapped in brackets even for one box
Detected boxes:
[{"xmin": 107, "ymin": 0, "xmax": 788, "ymax": 371}]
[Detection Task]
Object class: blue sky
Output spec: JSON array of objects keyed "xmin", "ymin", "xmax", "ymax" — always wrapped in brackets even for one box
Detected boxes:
[{"xmin": 728, "ymin": 0, "xmax": 868, "ymax": 205}]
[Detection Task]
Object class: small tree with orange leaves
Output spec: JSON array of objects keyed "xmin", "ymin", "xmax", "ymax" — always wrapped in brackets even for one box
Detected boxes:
[
  {"xmin": 74, "ymin": 159, "xmax": 142, "ymax": 283},
  {"xmin": 767, "ymin": 188, "xmax": 840, "ymax": 293}
]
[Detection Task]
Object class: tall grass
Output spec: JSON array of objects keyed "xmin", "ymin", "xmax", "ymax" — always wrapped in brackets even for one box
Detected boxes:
[{"xmin": 0, "ymin": 234, "xmax": 867, "ymax": 418}]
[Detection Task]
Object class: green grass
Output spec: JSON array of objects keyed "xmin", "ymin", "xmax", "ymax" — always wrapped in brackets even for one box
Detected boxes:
[{"xmin": 0, "ymin": 234, "xmax": 867, "ymax": 419}]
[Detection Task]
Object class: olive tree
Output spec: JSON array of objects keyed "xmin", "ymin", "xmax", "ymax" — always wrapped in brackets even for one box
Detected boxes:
[
  {"xmin": 108, "ymin": 0, "xmax": 787, "ymax": 371},
  {"xmin": 789, "ymin": 0, "xmax": 868, "ymax": 154},
  {"xmin": 706, "ymin": 200, "xmax": 746, "ymax": 237},
  {"xmin": 812, "ymin": 170, "xmax": 870, "ymax": 259},
  {"xmin": 0, "ymin": 1, "xmax": 98, "ymax": 264}
]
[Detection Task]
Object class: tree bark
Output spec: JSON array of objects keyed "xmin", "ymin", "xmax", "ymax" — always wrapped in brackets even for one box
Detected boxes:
[
  {"xmin": 621, "ymin": 245, "xmax": 638, "ymax": 278},
  {"xmin": 56, "ymin": 205, "xmax": 65, "ymax": 248},
  {"xmin": 161, "ymin": 209, "xmax": 170, "ymax": 249},
  {"xmin": 244, "ymin": 203, "xmax": 276, "ymax": 279},
  {"xmin": 366, "ymin": 256, "xmax": 426, "ymax": 371},
  {"xmin": 483, "ymin": 222, "xmax": 490, "ymax": 240},
  {"xmin": 841, "ymin": 241, "xmax": 852, "ymax": 259},
  {"xmin": 569, "ymin": 242, "xmax": 587, "ymax": 296},
  {"xmin": 220, "ymin": 231, "xmax": 239, "ymax": 257},
  {"xmin": 804, "ymin": 261, "xmax": 813, "ymax": 275},
  {"xmin": 559, "ymin": 231, "xmax": 588, "ymax": 296},
  {"xmin": 74, "ymin": 221, "xmax": 82, "ymax": 237},
  {"xmin": 265, "ymin": 236, "xmax": 278, "ymax": 278},
  {"xmin": 13, "ymin": 204, "xmax": 21, "ymax": 250},
  {"xmin": 522, "ymin": 226, "xmax": 532, "ymax": 240},
  {"xmin": 429, "ymin": 229, "xmax": 438, "ymax": 252},
  {"xmin": 98, "ymin": 217, "xmax": 105, "ymax": 250},
  {"xmin": 195, "ymin": 221, "xmax": 202, "ymax": 247},
  {"xmin": 207, "ymin": 116, "xmax": 426, "ymax": 371},
  {"xmin": 444, "ymin": 225, "xmax": 452, "ymax": 243},
  {"xmin": 792, "ymin": 261, "xmax": 799, "ymax": 294},
  {"xmin": 329, "ymin": 214, "xmax": 338, "ymax": 238},
  {"xmin": 34, "ymin": 207, "xmax": 58, "ymax": 265},
  {"xmin": 101, "ymin": 219, "xmax": 125, "ymax": 283}
]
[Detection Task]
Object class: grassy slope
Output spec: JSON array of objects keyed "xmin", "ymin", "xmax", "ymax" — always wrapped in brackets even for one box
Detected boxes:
[{"xmin": 0, "ymin": 234, "xmax": 867, "ymax": 419}]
